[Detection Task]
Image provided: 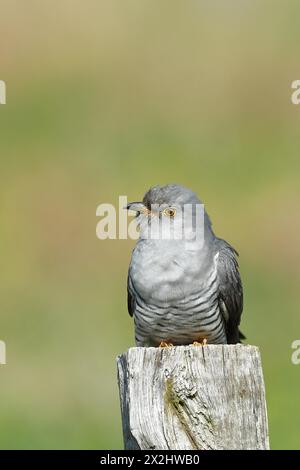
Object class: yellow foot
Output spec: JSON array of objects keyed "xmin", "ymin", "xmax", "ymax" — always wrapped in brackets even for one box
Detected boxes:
[
  {"xmin": 193, "ymin": 338, "xmax": 208, "ymax": 346},
  {"xmin": 159, "ymin": 341, "xmax": 174, "ymax": 348}
]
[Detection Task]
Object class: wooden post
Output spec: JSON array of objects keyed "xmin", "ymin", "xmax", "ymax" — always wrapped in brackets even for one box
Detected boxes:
[{"xmin": 117, "ymin": 344, "xmax": 269, "ymax": 450}]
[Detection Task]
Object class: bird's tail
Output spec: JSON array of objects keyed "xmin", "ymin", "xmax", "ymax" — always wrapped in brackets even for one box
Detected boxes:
[{"xmin": 239, "ymin": 330, "xmax": 246, "ymax": 342}]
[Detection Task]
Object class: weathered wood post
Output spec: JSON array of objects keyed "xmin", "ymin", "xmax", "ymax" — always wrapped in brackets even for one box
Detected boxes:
[{"xmin": 117, "ymin": 344, "xmax": 269, "ymax": 450}]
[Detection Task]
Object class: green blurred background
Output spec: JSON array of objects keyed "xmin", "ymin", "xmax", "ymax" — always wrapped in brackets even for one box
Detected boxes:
[{"xmin": 0, "ymin": 0, "xmax": 300, "ymax": 449}]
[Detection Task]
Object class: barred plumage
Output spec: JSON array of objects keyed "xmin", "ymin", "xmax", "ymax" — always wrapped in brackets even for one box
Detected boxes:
[{"xmin": 129, "ymin": 253, "xmax": 226, "ymax": 346}]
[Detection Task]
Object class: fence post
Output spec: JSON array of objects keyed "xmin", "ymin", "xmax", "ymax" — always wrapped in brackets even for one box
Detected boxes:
[{"xmin": 117, "ymin": 344, "xmax": 269, "ymax": 450}]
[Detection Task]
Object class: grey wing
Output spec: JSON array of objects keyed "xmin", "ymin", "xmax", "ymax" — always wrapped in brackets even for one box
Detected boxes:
[
  {"xmin": 215, "ymin": 238, "xmax": 244, "ymax": 343},
  {"xmin": 127, "ymin": 270, "xmax": 135, "ymax": 317}
]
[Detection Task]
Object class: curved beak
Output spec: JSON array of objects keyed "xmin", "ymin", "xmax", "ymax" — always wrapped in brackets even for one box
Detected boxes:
[{"xmin": 124, "ymin": 201, "xmax": 145, "ymax": 213}]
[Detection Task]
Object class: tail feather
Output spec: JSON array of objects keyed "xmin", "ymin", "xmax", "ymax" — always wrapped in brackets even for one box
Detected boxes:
[{"xmin": 239, "ymin": 329, "xmax": 246, "ymax": 342}]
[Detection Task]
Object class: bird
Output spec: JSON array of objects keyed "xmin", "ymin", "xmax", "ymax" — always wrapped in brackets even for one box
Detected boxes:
[{"xmin": 126, "ymin": 184, "xmax": 244, "ymax": 347}]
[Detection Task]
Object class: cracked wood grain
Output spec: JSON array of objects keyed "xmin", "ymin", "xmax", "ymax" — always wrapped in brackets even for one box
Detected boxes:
[{"xmin": 117, "ymin": 344, "xmax": 269, "ymax": 450}]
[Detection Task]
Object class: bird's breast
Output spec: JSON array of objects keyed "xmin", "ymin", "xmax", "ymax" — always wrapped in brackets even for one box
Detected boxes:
[
  {"xmin": 130, "ymin": 240, "xmax": 214, "ymax": 304},
  {"xmin": 129, "ymin": 241, "xmax": 225, "ymax": 345}
]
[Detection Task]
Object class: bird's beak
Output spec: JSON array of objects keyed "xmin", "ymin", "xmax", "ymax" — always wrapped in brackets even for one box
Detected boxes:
[{"xmin": 124, "ymin": 202, "xmax": 146, "ymax": 213}]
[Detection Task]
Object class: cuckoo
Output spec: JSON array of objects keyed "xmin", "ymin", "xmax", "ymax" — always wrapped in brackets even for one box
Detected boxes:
[{"xmin": 126, "ymin": 184, "xmax": 244, "ymax": 347}]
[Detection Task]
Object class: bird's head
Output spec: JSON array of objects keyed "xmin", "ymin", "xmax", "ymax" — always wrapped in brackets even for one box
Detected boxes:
[{"xmin": 126, "ymin": 184, "xmax": 211, "ymax": 242}]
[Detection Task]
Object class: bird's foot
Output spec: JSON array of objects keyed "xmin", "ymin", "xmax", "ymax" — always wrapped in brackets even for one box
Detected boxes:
[
  {"xmin": 193, "ymin": 338, "xmax": 208, "ymax": 346},
  {"xmin": 159, "ymin": 341, "xmax": 174, "ymax": 348}
]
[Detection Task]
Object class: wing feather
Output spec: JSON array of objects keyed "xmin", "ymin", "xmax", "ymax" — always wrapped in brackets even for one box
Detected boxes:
[
  {"xmin": 127, "ymin": 271, "xmax": 135, "ymax": 317},
  {"xmin": 215, "ymin": 238, "xmax": 244, "ymax": 343}
]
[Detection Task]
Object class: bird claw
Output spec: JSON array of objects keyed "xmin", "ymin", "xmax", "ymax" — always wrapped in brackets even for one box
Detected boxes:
[
  {"xmin": 159, "ymin": 341, "xmax": 174, "ymax": 348},
  {"xmin": 193, "ymin": 338, "xmax": 208, "ymax": 346}
]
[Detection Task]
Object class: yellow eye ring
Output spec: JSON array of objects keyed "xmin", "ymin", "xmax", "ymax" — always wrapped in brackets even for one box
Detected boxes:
[{"xmin": 163, "ymin": 207, "xmax": 176, "ymax": 218}]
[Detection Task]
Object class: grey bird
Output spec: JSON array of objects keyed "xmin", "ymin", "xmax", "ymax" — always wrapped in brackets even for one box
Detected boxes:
[{"xmin": 126, "ymin": 184, "xmax": 244, "ymax": 346}]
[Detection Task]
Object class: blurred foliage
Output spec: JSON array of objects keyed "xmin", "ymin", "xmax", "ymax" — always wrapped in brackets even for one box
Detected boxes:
[{"xmin": 0, "ymin": 0, "xmax": 300, "ymax": 449}]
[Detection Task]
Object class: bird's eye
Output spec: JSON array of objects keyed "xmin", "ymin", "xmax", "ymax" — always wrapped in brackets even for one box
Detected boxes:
[{"xmin": 163, "ymin": 207, "xmax": 176, "ymax": 218}]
